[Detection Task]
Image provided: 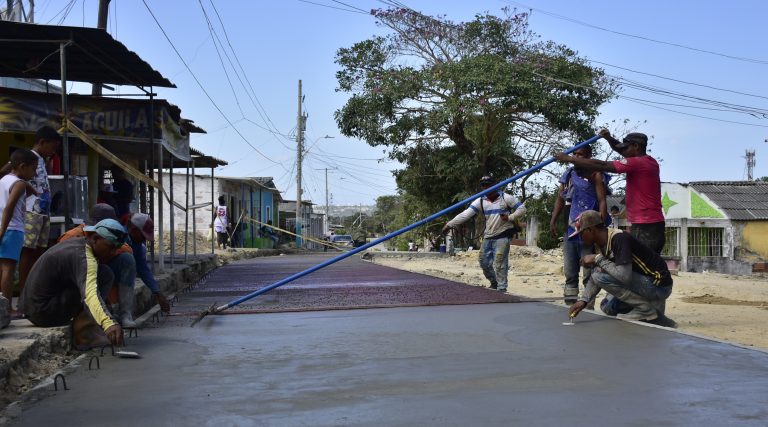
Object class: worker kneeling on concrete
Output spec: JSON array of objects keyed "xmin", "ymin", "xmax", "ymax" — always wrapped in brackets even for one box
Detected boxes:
[
  {"xmin": 568, "ymin": 210, "xmax": 677, "ymax": 328},
  {"xmin": 20, "ymin": 219, "xmax": 126, "ymax": 348}
]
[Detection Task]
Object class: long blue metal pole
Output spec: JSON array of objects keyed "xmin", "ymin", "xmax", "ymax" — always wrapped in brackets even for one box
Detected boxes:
[{"xmin": 214, "ymin": 135, "xmax": 599, "ymax": 312}]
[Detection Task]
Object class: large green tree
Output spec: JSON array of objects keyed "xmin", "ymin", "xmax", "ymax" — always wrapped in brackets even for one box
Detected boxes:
[{"xmin": 335, "ymin": 7, "xmax": 616, "ymax": 210}]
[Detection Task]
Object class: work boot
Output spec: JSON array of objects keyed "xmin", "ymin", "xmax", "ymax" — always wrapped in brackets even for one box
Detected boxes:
[
  {"xmin": 72, "ymin": 310, "xmax": 111, "ymax": 351},
  {"xmin": 489, "ymin": 281, "xmax": 498, "ymax": 290},
  {"xmin": 0, "ymin": 295, "xmax": 10, "ymax": 329},
  {"xmin": 118, "ymin": 283, "xmax": 137, "ymax": 328},
  {"xmin": 617, "ymin": 309, "xmax": 658, "ymax": 322},
  {"xmin": 120, "ymin": 314, "xmax": 137, "ymax": 328},
  {"xmin": 564, "ymin": 286, "xmax": 579, "ymax": 305},
  {"xmin": 645, "ymin": 313, "xmax": 678, "ymax": 329}
]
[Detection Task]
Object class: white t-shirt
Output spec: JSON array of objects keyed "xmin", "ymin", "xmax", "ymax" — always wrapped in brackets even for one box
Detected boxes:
[
  {"xmin": 213, "ymin": 205, "xmax": 228, "ymax": 233},
  {"xmin": 26, "ymin": 150, "xmax": 51, "ymax": 214},
  {"xmin": 0, "ymin": 174, "xmax": 26, "ymax": 232}
]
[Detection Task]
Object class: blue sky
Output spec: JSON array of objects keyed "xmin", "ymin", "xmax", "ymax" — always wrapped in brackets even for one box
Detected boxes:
[{"xmin": 34, "ymin": 0, "xmax": 768, "ymax": 205}]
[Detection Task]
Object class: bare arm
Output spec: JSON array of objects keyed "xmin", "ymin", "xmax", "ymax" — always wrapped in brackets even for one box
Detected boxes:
[
  {"xmin": 549, "ymin": 184, "xmax": 565, "ymax": 238},
  {"xmin": 593, "ymin": 173, "xmax": 609, "ymax": 223},
  {"xmin": 598, "ymin": 129, "xmax": 625, "ymax": 155},
  {"xmin": 0, "ymin": 181, "xmax": 26, "ymax": 238},
  {"xmin": 554, "ymin": 153, "xmax": 617, "ymax": 173}
]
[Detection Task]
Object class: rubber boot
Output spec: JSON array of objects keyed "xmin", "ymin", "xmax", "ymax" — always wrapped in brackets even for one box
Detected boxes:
[
  {"xmin": 119, "ymin": 283, "xmax": 137, "ymax": 328},
  {"xmin": 564, "ymin": 286, "xmax": 579, "ymax": 305},
  {"xmin": 72, "ymin": 309, "xmax": 111, "ymax": 351}
]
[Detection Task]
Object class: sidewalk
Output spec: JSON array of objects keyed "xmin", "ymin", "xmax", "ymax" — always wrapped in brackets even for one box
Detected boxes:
[{"xmin": 0, "ymin": 247, "xmax": 283, "ymax": 409}]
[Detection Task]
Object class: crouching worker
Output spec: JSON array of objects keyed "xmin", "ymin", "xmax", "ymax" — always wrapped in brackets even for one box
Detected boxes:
[
  {"xmin": 19, "ymin": 219, "xmax": 126, "ymax": 349},
  {"xmin": 567, "ymin": 210, "xmax": 677, "ymax": 328}
]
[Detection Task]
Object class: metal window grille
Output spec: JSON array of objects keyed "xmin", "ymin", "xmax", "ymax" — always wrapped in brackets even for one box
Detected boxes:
[
  {"xmin": 688, "ymin": 227, "xmax": 723, "ymax": 257},
  {"xmin": 661, "ymin": 227, "xmax": 679, "ymax": 257}
]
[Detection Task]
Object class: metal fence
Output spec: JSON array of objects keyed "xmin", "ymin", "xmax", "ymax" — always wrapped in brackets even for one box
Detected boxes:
[
  {"xmin": 688, "ymin": 227, "xmax": 724, "ymax": 257},
  {"xmin": 661, "ymin": 227, "xmax": 679, "ymax": 257}
]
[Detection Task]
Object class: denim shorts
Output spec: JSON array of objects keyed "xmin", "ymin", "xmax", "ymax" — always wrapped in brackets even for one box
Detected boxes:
[{"xmin": 0, "ymin": 229, "xmax": 25, "ymax": 261}]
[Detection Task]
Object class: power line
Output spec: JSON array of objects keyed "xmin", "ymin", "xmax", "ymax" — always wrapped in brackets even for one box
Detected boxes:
[
  {"xmin": 297, "ymin": 0, "xmax": 369, "ymax": 15},
  {"xmin": 505, "ymin": 0, "xmax": 768, "ymax": 65},
  {"xmin": 141, "ymin": 0, "xmax": 285, "ymax": 168}
]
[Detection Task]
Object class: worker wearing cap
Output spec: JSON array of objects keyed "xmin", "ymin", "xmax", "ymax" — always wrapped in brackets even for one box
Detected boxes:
[
  {"xmin": 442, "ymin": 175, "xmax": 526, "ymax": 292},
  {"xmin": 125, "ymin": 213, "xmax": 170, "ymax": 313},
  {"xmin": 568, "ymin": 210, "xmax": 676, "ymax": 328},
  {"xmin": 20, "ymin": 219, "xmax": 127, "ymax": 347},
  {"xmin": 554, "ymin": 130, "xmax": 665, "ymax": 254}
]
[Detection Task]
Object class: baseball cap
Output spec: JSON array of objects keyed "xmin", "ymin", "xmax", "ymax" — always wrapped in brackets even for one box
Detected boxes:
[
  {"xmin": 479, "ymin": 175, "xmax": 496, "ymax": 186},
  {"xmin": 130, "ymin": 213, "xmax": 155, "ymax": 242},
  {"xmin": 35, "ymin": 126, "xmax": 62, "ymax": 143},
  {"xmin": 614, "ymin": 132, "xmax": 648, "ymax": 150},
  {"xmin": 87, "ymin": 203, "xmax": 118, "ymax": 225},
  {"xmin": 568, "ymin": 210, "xmax": 604, "ymax": 238},
  {"xmin": 84, "ymin": 218, "xmax": 127, "ymax": 247}
]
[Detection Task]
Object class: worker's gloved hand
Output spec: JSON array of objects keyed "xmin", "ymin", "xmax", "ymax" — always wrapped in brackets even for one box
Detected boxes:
[
  {"xmin": 569, "ymin": 300, "xmax": 586, "ymax": 318},
  {"xmin": 155, "ymin": 292, "xmax": 170, "ymax": 313},
  {"xmin": 105, "ymin": 324, "xmax": 124, "ymax": 347}
]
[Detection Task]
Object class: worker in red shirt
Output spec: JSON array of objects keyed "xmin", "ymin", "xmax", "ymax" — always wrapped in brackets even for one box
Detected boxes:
[{"xmin": 554, "ymin": 130, "xmax": 665, "ymax": 253}]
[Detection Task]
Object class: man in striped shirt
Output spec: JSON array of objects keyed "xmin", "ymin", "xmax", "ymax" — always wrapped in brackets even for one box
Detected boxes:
[
  {"xmin": 567, "ymin": 210, "xmax": 677, "ymax": 328},
  {"xmin": 442, "ymin": 175, "xmax": 526, "ymax": 293}
]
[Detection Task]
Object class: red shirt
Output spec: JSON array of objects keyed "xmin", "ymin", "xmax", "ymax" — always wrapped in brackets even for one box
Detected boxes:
[{"xmin": 612, "ymin": 156, "xmax": 664, "ymax": 224}]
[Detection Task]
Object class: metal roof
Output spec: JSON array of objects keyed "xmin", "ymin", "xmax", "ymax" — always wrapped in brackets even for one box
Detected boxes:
[
  {"xmin": 690, "ymin": 181, "xmax": 768, "ymax": 220},
  {"xmin": 0, "ymin": 21, "xmax": 174, "ymax": 87}
]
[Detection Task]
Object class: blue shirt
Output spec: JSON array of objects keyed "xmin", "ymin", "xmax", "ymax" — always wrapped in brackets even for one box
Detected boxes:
[
  {"xmin": 128, "ymin": 236, "xmax": 160, "ymax": 293},
  {"xmin": 559, "ymin": 167, "xmax": 611, "ymax": 240}
]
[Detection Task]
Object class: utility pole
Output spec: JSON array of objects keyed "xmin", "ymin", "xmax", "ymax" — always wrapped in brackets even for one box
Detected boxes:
[
  {"xmin": 295, "ymin": 80, "xmax": 304, "ymax": 248},
  {"xmin": 87, "ymin": 0, "xmax": 110, "ymax": 207},
  {"xmin": 315, "ymin": 167, "xmax": 336, "ymax": 234}
]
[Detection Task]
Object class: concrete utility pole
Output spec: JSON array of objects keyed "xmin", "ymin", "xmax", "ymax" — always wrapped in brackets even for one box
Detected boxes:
[
  {"xmin": 745, "ymin": 149, "xmax": 756, "ymax": 181},
  {"xmin": 295, "ymin": 80, "xmax": 304, "ymax": 248},
  {"xmin": 315, "ymin": 164, "xmax": 336, "ymax": 234},
  {"xmin": 87, "ymin": 0, "xmax": 110, "ymax": 207}
]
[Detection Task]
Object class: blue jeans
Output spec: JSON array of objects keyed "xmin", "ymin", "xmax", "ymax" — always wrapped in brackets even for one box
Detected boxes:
[
  {"xmin": 478, "ymin": 237, "xmax": 510, "ymax": 290},
  {"xmin": 107, "ymin": 252, "xmax": 136, "ymax": 317},
  {"xmin": 563, "ymin": 238, "xmax": 593, "ymax": 290},
  {"xmin": 591, "ymin": 270, "xmax": 672, "ymax": 316}
]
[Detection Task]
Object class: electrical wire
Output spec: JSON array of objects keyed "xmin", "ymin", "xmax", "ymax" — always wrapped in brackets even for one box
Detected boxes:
[
  {"xmin": 505, "ymin": 0, "xmax": 768, "ymax": 65},
  {"xmin": 141, "ymin": 0, "xmax": 286, "ymax": 168}
]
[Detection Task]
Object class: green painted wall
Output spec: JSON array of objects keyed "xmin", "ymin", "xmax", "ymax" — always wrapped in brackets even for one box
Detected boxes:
[{"xmin": 690, "ymin": 192, "xmax": 724, "ymax": 218}]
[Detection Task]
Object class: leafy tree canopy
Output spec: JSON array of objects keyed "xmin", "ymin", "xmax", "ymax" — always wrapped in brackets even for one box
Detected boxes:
[{"xmin": 335, "ymin": 7, "xmax": 616, "ymax": 245}]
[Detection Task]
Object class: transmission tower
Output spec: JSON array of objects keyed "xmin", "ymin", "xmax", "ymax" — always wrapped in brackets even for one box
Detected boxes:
[{"xmin": 744, "ymin": 149, "xmax": 756, "ymax": 181}]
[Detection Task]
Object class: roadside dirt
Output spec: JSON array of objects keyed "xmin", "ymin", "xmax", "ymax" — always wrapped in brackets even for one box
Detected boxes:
[{"xmin": 372, "ymin": 246, "xmax": 768, "ymax": 351}]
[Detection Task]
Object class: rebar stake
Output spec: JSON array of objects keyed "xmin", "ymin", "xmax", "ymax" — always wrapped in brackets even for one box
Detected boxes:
[{"xmin": 53, "ymin": 374, "xmax": 69, "ymax": 391}]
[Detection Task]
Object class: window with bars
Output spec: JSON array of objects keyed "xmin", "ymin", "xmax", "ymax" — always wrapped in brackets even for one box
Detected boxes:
[
  {"xmin": 661, "ymin": 227, "xmax": 679, "ymax": 257},
  {"xmin": 688, "ymin": 227, "xmax": 724, "ymax": 257}
]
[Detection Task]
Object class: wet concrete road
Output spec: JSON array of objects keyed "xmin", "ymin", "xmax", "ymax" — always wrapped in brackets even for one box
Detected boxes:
[{"xmin": 9, "ymin": 255, "xmax": 768, "ymax": 426}]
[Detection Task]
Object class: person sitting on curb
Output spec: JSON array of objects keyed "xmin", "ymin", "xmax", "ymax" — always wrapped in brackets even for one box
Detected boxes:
[
  {"xmin": 59, "ymin": 204, "xmax": 138, "ymax": 327},
  {"xmin": 568, "ymin": 210, "xmax": 677, "ymax": 328},
  {"xmin": 19, "ymin": 219, "xmax": 126, "ymax": 349},
  {"xmin": 125, "ymin": 213, "xmax": 170, "ymax": 314},
  {"xmin": 442, "ymin": 175, "xmax": 526, "ymax": 293}
]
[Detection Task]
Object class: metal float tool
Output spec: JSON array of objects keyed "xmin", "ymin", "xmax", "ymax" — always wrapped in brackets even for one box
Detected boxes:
[{"xmin": 190, "ymin": 135, "xmax": 601, "ymax": 326}]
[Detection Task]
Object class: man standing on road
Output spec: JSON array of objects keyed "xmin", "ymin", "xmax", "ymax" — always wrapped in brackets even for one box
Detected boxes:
[
  {"xmin": 550, "ymin": 144, "xmax": 611, "ymax": 305},
  {"xmin": 555, "ymin": 130, "xmax": 665, "ymax": 253},
  {"xmin": 442, "ymin": 175, "xmax": 526, "ymax": 292},
  {"xmin": 568, "ymin": 210, "xmax": 677, "ymax": 328}
]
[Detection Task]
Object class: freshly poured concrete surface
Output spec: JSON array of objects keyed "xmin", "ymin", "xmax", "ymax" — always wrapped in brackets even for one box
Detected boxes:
[{"xmin": 11, "ymin": 303, "xmax": 768, "ymax": 426}]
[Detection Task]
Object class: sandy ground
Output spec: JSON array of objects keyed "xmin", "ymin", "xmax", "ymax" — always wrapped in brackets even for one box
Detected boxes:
[{"xmin": 372, "ymin": 246, "xmax": 768, "ymax": 351}]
